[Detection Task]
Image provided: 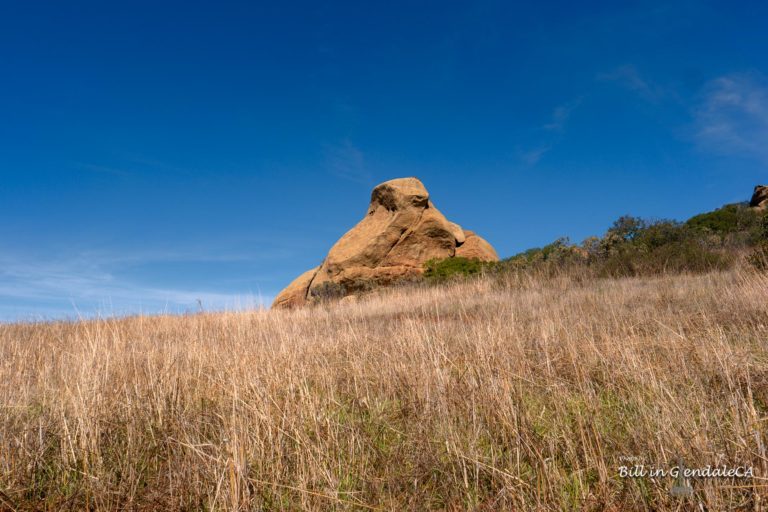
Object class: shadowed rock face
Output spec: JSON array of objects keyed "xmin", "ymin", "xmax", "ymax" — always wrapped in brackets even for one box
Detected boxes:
[
  {"xmin": 272, "ymin": 177, "xmax": 498, "ymax": 308},
  {"xmin": 750, "ymin": 185, "xmax": 768, "ymax": 210}
]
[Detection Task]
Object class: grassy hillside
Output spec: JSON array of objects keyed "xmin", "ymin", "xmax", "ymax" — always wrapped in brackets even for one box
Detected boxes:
[
  {"xmin": 1, "ymin": 268, "xmax": 767, "ymax": 510},
  {"xmin": 426, "ymin": 202, "xmax": 768, "ymax": 284}
]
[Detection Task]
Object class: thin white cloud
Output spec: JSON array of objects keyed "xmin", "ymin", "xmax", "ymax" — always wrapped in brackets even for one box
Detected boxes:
[
  {"xmin": 692, "ymin": 72, "xmax": 768, "ymax": 163},
  {"xmin": 519, "ymin": 98, "xmax": 582, "ymax": 165},
  {"xmin": 0, "ymin": 251, "xmax": 271, "ymax": 322},
  {"xmin": 325, "ymin": 139, "xmax": 372, "ymax": 184},
  {"xmin": 519, "ymin": 145, "xmax": 553, "ymax": 165},
  {"xmin": 543, "ymin": 98, "xmax": 582, "ymax": 132},
  {"xmin": 598, "ymin": 65, "xmax": 666, "ymax": 102}
]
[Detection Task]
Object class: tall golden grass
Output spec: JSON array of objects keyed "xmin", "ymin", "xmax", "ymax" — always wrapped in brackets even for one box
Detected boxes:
[{"xmin": 1, "ymin": 269, "xmax": 767, "ymax": 510}]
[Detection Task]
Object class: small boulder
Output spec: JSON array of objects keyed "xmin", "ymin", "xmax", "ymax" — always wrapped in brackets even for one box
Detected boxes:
[{"xmin": 455, "ymin": 230, "xmax": 499, "ymax": 261}]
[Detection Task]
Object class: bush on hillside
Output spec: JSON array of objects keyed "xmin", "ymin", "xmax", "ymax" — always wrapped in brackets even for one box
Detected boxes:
[
  {"xmin": 596, "ymin": 237, "xmax": 732, "ymax": 277},
  {"xmin": 685, "ymin": 203, "xmax": 763, "ymax": 246},
  {"xmin": 501, "ymin": 237, "xmax": 586, "ymax": 276},
  {"xmin": 592, "ymin": 217, "xmax": 732, "ymax": 276},
  {"xmin": 424, "ymin": 203, "xmax": 765, "ymax": 285},
  {"xmin": 748, "ymin": 213, "xmax": 768, "ymax": 270},
  {"xmin": 423, "ymin": 256, "xmax": 488, "ymax": 282},
  {"xmin": 686, "ymin": 203, "xmax": 752, "ymax": 232}
]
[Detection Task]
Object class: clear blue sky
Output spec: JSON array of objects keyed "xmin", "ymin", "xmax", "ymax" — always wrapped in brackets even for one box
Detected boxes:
[{"xmin": 1, "ymin": 1, "xmax": 767, "ymax": 320}]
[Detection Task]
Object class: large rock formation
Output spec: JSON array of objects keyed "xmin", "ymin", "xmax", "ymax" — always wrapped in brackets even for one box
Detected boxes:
[
  {"xmin": 750, "ymin": 185, "xmax": 768, "ymax": 210},
  {"xmin": 272, "ymin": 177, "xmax": 498, "ymax": 308}
]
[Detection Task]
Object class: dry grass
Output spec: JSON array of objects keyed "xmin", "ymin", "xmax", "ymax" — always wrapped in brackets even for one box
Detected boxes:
[{"xmin": 1, "ymin": 269, "xmax": 767, "ymax": 510}]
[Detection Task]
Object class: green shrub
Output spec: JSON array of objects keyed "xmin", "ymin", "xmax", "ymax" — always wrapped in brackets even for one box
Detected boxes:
[
  {"xmin": 748, "ymin": 214, "xmax": 768, "ymax": 270},
  {"xmin": 592, "ymin": 216, "xmax": 732, "ymax": 277},
  {"xmin": 423, "ymin": 203, "xmax": 763, "ymax": 286},
  {"xmin": 606, "ymin": 216, "xmax": 646, "ymax": 242},
  {"xmin": 423, "ymin": 257, "xmax": 489, "ymax": 282},
  {"xmin": 597, "ymin": 239, "xmax": 731, "ymax": 277},
  {"xmin": 503, "ymin": 238, "xmax": 582, "ymax": 267},
  {"xmin": 634, "ymin": 220, "xmax": 685, "ymax": 249},
  {"xmin": 685, "ymin": 203, "xmax": 762, "ymax": 242},
  {"xmin": 495, "ymin": 216, "xmax": 735, "ymax": 280}
]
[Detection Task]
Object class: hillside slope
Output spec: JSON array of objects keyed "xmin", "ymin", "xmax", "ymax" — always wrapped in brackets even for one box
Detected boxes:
[{"xmin": 1, "ymin": 269, "xmax": 767, "ymax": 510}]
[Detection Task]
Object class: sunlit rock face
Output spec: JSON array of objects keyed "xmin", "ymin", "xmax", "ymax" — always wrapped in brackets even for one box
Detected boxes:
[{"xmin": 272, "ymin": 177, "xmax": 498, "ymax": 308}]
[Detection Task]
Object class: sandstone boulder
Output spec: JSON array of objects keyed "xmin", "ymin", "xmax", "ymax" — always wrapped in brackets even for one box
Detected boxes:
[
  {"xmin": 750, "ymin": 185, "xmax": 768, "ymax": 210},
  {"xmin": 455, "ymin": 230, "xmax": 499, "ymax": 261},
  {"xmin": 272, "ymin": 177, "xmax": 499, "ymax": 308},
  {"xmin": 272, "ymin": 267, "xmax": 319, "ymax": 309}
]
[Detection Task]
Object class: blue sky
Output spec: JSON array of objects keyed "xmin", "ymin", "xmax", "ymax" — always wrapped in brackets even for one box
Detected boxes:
[{"xmin": 1, "ymin": 1, "xmax": 767, "ymax": 321}]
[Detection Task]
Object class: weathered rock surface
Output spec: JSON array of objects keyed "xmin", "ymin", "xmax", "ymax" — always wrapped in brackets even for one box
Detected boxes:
[
  {"xmin": 750, "ymin": 185, "xmax": 768, "ymax": 210},
  {"xmin": 455, "ymin": 230, "xmax": 499, "ymax": 261},
  {"xmin": 272, "ymin": 177, "xmax": 498, "ymax": 308},
  {"xmin": 271, "ymin": 267, "xmax": 319, "ymax": 309}
]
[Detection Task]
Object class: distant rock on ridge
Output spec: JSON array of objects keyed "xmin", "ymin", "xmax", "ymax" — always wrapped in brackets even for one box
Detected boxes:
[
  {"xmin": 272, "ymin": 177, "xmax": 498, "ymax": 308},
  {"xmin": 750, "ymin": 185, "xmax": 768, "ymax": 210}
]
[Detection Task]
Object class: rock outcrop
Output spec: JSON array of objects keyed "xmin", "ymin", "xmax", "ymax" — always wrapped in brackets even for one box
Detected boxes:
[
  {"xmin": 750, "ymin": 185, "xmax": 768, "ymax": 210},
  {"xmin": 273, "ymin": 177, "xmax": 498, "ymax": 308},
  {"xmin": 456, "ymin": 230, "xmax": 499, "ymax": 261},
  {"xmin": 271, "ymin": 267, "xmax": 320, "ymax": 309}
]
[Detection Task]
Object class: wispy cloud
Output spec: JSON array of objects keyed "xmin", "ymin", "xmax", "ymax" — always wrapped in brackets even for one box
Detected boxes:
[
  {"xmin": 519, "ymin": 145, "xmax": 553, "ymax": 165},
  {"xmin": 0, "ymin": 251, "xmax": 271, "ymax": 322},
  {"xmin": 78, "ymin": 154, "xmax": 223, "ymax": 182},
  {"xmin": 77, "ymin": 163, "xmax": 136, "ymax": 177},
  {"xmin": 692, "ymin": 72, "xmax": 768, "ymax": 163},
  {"xmin": 543, "ymin": 98, "xmax": 582, "ymax": 132},
  {"xmin": 325, "ymin": 139, "xmax": 372, "ymax": 185},
  {"xmin": 519, "ymin": 98, "xmax": 582, "ymax": 165},
  {"xmin": 598, "ymin": 65, "xmax": 666, "ymax": 102}
]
